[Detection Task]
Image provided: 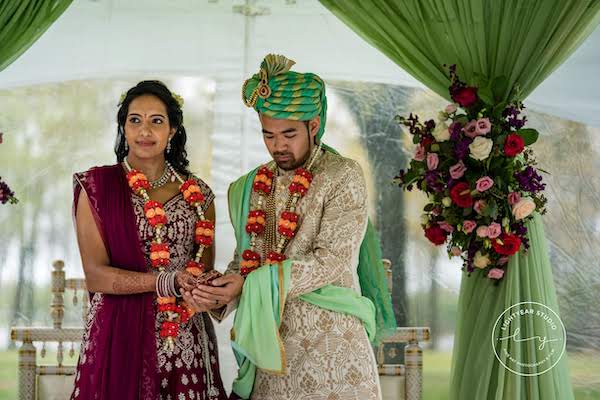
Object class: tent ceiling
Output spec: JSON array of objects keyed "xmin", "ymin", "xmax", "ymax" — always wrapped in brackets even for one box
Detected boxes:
[{"xmin": 1, "ymin": 0, "xmax": 598, "ymax": 126}]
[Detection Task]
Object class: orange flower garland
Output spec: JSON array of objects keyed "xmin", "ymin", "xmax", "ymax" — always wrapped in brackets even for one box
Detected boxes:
[
  {"xmin": 241, "ymin": 165, "xmax": 315, "ymax": 276},
  {"xmin": 125, "ymin": 165, "xmax": 214, "ymax": 350}
]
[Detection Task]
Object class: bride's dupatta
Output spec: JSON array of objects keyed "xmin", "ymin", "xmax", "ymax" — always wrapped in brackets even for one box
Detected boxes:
[{"xmin": 71, "ymin": 164, "xmax": 158, "ymax": 399}]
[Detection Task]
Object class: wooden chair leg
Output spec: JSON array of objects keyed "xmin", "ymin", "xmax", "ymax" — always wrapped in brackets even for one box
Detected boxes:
[
  {"xmin": 405, "ymin": 340, "xmax": 423, "ymax": 400},
  {"xmin": 18, "ymin": 339, "xmax": 36, "ymax": 400}
]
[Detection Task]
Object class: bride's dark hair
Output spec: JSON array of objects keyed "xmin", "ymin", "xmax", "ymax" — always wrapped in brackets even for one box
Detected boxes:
[{"xmin": 115, "ymin": 80, "xmax": 190, "ymax": 175}]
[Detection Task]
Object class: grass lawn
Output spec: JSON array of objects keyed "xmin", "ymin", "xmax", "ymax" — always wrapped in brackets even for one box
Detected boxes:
[{"xmin": 0, "ymin": 349, "xmax": 598, "ymax": 399}]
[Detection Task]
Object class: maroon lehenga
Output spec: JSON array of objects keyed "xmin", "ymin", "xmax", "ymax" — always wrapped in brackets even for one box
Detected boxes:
[{"xmin": 71, "ymin": 164, "xmax": 227, "ymax": 400}]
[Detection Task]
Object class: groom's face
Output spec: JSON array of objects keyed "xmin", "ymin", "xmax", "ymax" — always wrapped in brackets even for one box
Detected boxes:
[{"xmin": 259, "ymin": 114, "xmax": 319, "ymax": 171}]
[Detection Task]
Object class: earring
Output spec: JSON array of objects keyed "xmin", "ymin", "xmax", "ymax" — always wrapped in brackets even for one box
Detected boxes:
[
  {"xmin": 124, "ymin": 141, "xmax": 129, "ymax": 152},
  {"xmin": 166, "ymin": 139, "xmax": 172, "ymax": 154}
]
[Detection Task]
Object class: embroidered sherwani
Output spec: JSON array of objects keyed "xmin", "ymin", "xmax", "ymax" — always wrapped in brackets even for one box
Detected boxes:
[{"xmin": 224, "ymin": 150, "xmax": 381, "ymax": 400}]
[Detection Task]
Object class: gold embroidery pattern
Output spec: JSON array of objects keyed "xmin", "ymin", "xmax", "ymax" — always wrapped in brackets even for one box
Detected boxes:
[{"xmin": 229, "ymin": 152, "xmax": 381, "ymax": 400}]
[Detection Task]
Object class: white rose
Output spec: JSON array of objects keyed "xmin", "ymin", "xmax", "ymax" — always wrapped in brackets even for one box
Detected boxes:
[
  {"xmin": 512, "ymin": 198, "xmax": 536, "ymax": 220},
  {"xmin": 469, "ymin": 137, "xmax": 493, "ymax": 161},
  {"xmin": 432, "ymin": 123, "xmax": 450, "ymax": 142},
  {"xmin": 442, "ymin": 197, "xmax": 452, "ymax": 207},
  {"xmin": 473, "ymin": 251, "xmax": 491, "ymax": 269}
]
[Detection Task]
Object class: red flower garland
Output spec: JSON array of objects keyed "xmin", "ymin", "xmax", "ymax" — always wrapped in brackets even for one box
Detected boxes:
[
  {"xmin": 278, "ymin": 211, "xmax": 299, "ymax": 238},
  {"xmin": 253, "ymin": 166, "xmax": 274, "ymax": 195},
  {"xmin": 126, "ymin": 167, "xmax": 213, "ymax": 349},
  {"xmin": 241, "ymin": 166, "xmax": 314, "ymax": 275},
  {"xmin": 144, "ymin": 200, "xmax": 167, "ymax": 227}
]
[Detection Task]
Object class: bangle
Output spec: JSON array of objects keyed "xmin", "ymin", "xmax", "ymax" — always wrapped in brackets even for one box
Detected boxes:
[{"xmin": 156, "ymin": 271, "xmax": 180, "ymax": 298}]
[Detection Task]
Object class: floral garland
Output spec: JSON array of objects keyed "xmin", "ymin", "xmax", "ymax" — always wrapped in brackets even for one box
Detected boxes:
[
  {"xmin": 125, "ymin": 163, "xmax": 214, "ymax": 348},
  {"xmin": 240, "ymin": 152, "xmax": 318, "ymax": 275},
  {"xmin": 396, "ymin": 66, "xmax": 547, "ymax": 281}
]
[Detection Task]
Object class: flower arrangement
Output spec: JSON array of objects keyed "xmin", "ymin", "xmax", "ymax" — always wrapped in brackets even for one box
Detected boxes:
[{"xmin": 396, "ymin": 66, "xmax": 547, "ymax": 280}]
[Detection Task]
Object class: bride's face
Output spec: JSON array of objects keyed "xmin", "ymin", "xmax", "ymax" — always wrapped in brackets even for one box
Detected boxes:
[{"xmin": 124, "ymin": 94, "xmax": 175, "ymax": 161}]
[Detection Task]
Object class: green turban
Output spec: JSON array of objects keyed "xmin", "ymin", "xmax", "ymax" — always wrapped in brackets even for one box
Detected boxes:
[{"xmin": 242, "ymin": 54, "xmax": 328, "ymax": 141}]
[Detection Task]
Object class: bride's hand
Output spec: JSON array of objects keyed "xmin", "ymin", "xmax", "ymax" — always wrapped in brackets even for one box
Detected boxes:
[{"xmin": 175, "ymin": 270, "xmax": 196, "ymax": 293}]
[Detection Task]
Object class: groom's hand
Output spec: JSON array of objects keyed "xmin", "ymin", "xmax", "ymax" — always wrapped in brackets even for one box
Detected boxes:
[
  {"xmin": 182, "ymin": 289, "xmax": 213, "ymax": 313},
  {"xmin": 192, "ymin": 273, "xmax": 244, "ymax": 306}
]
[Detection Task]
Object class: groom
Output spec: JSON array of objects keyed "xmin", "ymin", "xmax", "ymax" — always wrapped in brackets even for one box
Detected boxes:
[{"xmin": 191, "ymin": 54, "xmax": 395, "ymax": 400}]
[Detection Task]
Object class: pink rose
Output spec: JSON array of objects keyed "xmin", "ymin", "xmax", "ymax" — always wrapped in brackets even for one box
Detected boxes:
[
  {"xmin": 414, "ymin": 144, "xmax": 425, "ymax": 161},
  {"xmin": 498, "ymin": 256, "xmax": 509, "ymax": 265},
  {"xmin": 450, "ymin": 246, "xmax": 462, "ymax": 256},
  {"xmin": 487, "ymin": 268, "xmax": 505, "ymax": 280},
  {"xmin": 474, "ymin": 199, "xmax": 487, "ymax": 215},
  {"xmin": 445, "ymin": 104, "xmax": 457, "ymax": 114},
  {"xmin": 512, "ymin": 198, "xmax": 536, "ymax": 220},
  {"xmin": 476, "ymin": 225, "xmax": 489, "ymax": 238},
  {"xmin": 463, "ymin": 220, "xmax": 476, "ymax": 234},
  {"xmin": 438, "ymin": 221, "xmax": 454, "ymax": 233},
  {"xmin": 508, "ymin": 191, "xmax": 521, "ymax": 206},
  {"xmin": 475, "ymin": 118, "xmax": 491, "ymax": 135},
  {"xmin": 475, "ymin": 176, "xmax": 494, "ymax": 192},
  {"xmin": 463, "ymin": 120, "xmax": 479, "ymax": 138},
  {"xmin": 449, "ymin": 160, "xmax": 467, "ymax": 179},
  {"xmin": 427, "ymin": 153, "xmax": 439, "ymax": 170},
  {"xmin": 487, "ymin": 222, "xmax": 502, "ymax": 239}
]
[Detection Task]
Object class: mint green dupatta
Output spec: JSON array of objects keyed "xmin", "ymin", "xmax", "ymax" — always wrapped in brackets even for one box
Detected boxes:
[{"xmin": 227, "ymin": 160, "xmax": 392, "ymax": 399}]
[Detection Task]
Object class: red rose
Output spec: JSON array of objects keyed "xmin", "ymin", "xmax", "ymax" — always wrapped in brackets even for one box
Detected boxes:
[
  {"xmin": 492, "ymin": 234, "xmax": 522, "ymax": 256},
  {"xmin": 424, "ymin": 225, "xmax": 448, "ymax": 245},
  {"xmin": 452, "ymin": 87, "xmax": 478, "ymax": 108},
  {"xmin": 449, "ymin": 182, "xmax": 474, "ymax": 208},
  {"xmin": 504, "ymin": 134, "xmax": 525, "ymax": 157},
  {"xmin": 421, "ymin": 136, "xmax": 434, "ymax": 148}
]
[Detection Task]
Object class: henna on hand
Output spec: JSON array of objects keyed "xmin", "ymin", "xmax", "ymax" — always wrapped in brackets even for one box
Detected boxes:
[
  {"xmin": 176, "ymin": 270, "xmax": 197, "ymax": 292},
  {"xmin": 112, "ymin": 268, "xmax": 155, "ymax": 294}
]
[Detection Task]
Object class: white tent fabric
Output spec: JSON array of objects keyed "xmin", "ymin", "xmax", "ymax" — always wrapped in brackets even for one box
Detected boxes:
[{"xmin": 1, "ymin": 0, "xmax": 599, "ymax": 126}]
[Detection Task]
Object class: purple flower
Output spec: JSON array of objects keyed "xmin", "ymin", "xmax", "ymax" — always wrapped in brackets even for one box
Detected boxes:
[
  {"xmin": 511, "ymin": 222, "xmax": 529, "ymax": 249},
  {"xmin": 424, "ymin": 119, "xmax": 435, "ymax": 132},
  {"xmin": 515, "ymin": 166, "xmax": 545, "ymax": 193},
  {"xmin": 454, "ymin": 137, "xmax": 473, "ymax": 160},
  {"xmin": 0, "ymin": 177, "xmax": 16, "ymax": 205},
  {"xmin": 449, "ymin": 122, "xmax": 463, "ymax": 141},
  {"xmin": 465, "ymin": 241, "xmax": 480, "ymax": 273},
  {"xmin": 425, "ymin": 170, "xmax": 444, "ymax": 193},
  {"xmin": 503, "ymin": 105, "xmax": 527, "ymax": 130}
]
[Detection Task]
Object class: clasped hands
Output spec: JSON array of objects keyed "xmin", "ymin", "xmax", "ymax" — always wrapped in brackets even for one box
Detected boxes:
[{"xmin": 176, "ymin": 270, "xmax": 244, "ymax": 313}]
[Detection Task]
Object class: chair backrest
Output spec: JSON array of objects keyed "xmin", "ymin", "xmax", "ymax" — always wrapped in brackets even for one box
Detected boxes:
[
  {"xmin": 10, "ymin": 260, "xmax": 87, "ymax": 400},
  {"xmin": 377, "ymin": 258, "xmax": 430, "ymax": 400}
]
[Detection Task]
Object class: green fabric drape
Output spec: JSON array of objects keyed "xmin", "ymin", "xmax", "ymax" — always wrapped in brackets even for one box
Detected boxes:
[
  {"xmin": 450, "ymin": 214, "xmax": 573, "ymax": 400},
  {"xmin": 320, "ymin": 0, "xmax": 600, "ymax": 102},
  {"xmin": 319, "ymin": 1, "xmax": 600, "ymax": 399},
  {"xmin": 0, "ymin": 0, "xmax": 73, "ymax": 72}
]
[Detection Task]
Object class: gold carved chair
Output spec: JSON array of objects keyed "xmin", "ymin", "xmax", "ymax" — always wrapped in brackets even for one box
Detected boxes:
[
  {"xmin": 10, "ymin": 260, "xmax": 87, "ymax": 400},
  {"xmin": 377, "ymin": 259, "xmax": 430, "ymax": 400}
]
